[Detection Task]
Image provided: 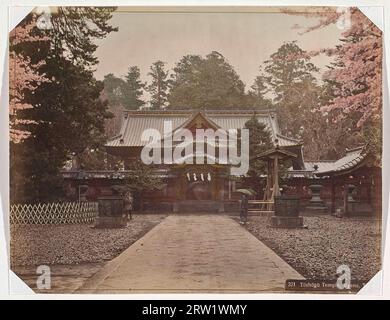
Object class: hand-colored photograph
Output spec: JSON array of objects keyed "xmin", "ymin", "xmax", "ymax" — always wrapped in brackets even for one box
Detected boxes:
[{"xmin": 9, "ymin": 6, "xmax": 382, "ymax": 293}]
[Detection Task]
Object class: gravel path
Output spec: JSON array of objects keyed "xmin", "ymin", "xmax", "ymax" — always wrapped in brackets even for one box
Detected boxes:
[
  {"xmin": 236, "ymin": 215, "xmax": 382, "ymax": 281},
  {"xmin": 10, "ymin": 214, "xmax": 167, "ymax": 267}
]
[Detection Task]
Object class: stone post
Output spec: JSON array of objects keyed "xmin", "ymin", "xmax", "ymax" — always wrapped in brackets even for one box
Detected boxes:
[
  {"xmin": 347, "ymin": 184, "xmax": 356, "ymax": 202},
  {"xmin": 270, "ymin": 195, "xmax": 304, "ymax": 228},
  {"xmin": 346, "ymin": 184, "xmax": 359, "ymax": 215},
  {"xmin": 94, "ymin": 195, "xmax": 127, "ymax": 228},
  {"xmin": 78, "ymin": 184, "xmax": 88, "ymax": 202}
]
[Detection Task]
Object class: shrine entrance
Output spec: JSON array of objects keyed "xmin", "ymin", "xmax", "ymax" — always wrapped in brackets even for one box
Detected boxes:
[
  {"xmin": 184, "ymin": 167, "xmax": 214, "ymax": 200},
  {"xmin": 186, "ymin": 181, "xmax": 212, "ymax": 200},
  {"xmin": 172, "ymin": 164, "xmax": 228, "ymax": 212}
]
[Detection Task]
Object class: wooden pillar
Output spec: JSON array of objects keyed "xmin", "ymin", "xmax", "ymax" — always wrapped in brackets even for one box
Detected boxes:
[
  {"xmin": 331, "ymin": 180, "xmax": 336, "ymax": 214},
  {"xmin": 272, "ymin": 156, "xmax": 280, "ymax": 199},
  {"xmin": 173, "ymin": 170, "xmax": 184, "ymax": 212},
  {"xmin": 267, "ymin": 160, "xmax": 272, "ymax": 199},
  {"xmin": 175, "ymin": 174, "xmax": 181, "ymax": 200},
  {"xmin": 263, "ymin": 161, "xmax": 269, "ymax": 200},
  {"xmin": 219, "ymin": 169, "xmax": 226, "ymax": 201},
  {"xmin": 343, "ymin": 184, "xmax": 349, "ymax": 216},
  {"xmin": 264, "ymin": 159, "xmax": 273, "ymax": 211},
  {"xmin": 213, "ymin": 169, "xmax": 218, "ymax": 201},
  {"xmin": 218, "ymin": 173, "xmax": 225, "ymax": 212}
]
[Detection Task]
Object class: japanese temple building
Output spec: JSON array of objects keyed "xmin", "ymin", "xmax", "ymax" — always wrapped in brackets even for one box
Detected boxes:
[{"xmin": 62, "ymin": 109, "xmax": 381, "ymax": 216}]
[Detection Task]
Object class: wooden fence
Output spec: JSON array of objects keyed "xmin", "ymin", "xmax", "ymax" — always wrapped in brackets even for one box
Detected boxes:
[{"xmin": 10, "ymin": 202, "xmax": 98, "ymax": 225}]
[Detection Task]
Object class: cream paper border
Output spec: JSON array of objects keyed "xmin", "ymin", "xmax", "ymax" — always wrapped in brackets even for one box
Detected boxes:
[{"xmin": 0, "ymin": 0, "xmax": 389, "ymax": 300}]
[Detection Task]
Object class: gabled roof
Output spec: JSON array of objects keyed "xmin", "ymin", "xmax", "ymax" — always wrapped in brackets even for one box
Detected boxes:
[
  {"xmin": 252, "ymin": 146, "xmax": 297, "ymax": 161},
  {"xmin": 171, "ymin": 111, "xmax": 220, "ymax": 132},
  {"xmin": 105, "ymin": 109, "xmax": 302, "ymax": 148}
]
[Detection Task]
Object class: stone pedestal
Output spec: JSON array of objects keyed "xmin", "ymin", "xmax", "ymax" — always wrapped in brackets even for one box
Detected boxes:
[
  {"xmin": 94, "ymin": 196, "xmax": 127, "ymax": 228},
  {"xmin": 304, "ymin": 184, "xmax": 328, "ymax": 214},
  {"xmin": 274, "ymin": 195, "xmax": 300, "ymax": 217},
  {"xmin": 348, "ymin": 202, "xmax": 373, "ymax": 216},
  {"xmin": 270, "ymin": 216, "xmax": 304, "ymax": 228},
  {"xmin": 270, "ymin": 195, "xmax": 304, "ymax": 228}
]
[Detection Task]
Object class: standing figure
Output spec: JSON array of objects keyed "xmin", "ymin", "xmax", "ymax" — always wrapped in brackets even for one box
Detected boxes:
[
  {"xmin": 124, "ymin": 191, "xmax": 133, "ymax": 221},
  {"xmin": 240, "ymin": 194, "xmax": 248, "ymax": 224}
]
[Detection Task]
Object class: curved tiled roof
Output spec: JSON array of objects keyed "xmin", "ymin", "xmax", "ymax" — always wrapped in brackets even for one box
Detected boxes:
[
  {"xmin": 314, "ymin": 147, "xmax": 367, "ymax": 175},
  {"xmin": 105, "ymin": 110, "xmax": 302, "ymax": 148},
  {"xmin": 288, "ymin": 146, "xmax": 368, "ymax": 178}
]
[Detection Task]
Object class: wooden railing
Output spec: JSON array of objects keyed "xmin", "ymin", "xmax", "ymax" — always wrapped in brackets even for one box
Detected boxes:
[{"xmin": 247, "ymin": 200, "xmax": 274, "ymax": 216}]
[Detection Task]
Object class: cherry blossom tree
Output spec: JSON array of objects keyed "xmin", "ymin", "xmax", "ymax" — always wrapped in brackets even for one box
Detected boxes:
[
  {"xmin": 283, "ymin": 7, "xmax": 382, "ymax": 160},
  {"xmin": 9, "ymin": 16, "xmax": 49, "ymax": 143}
]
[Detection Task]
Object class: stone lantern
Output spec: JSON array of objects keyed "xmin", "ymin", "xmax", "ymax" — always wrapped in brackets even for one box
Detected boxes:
[{"xmin": 304, "ymin": 184, "xmax": 328, "ymax": 214}]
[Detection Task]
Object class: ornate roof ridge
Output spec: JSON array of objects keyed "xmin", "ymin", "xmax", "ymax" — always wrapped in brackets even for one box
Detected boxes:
[
  {"xmin": 106, "ymin": 108, "xmax": 301, "ymax": 148},
  {"xmin": 345, "ymin": 145, "xmax": 365, "ymax": 153},
  {"xmin": 122, "ymin": 108, "xmax": 276, "ymax": 115},
  {"xmin": 304, "ymin": 160, "xmax": 336, "ymax": 163},
  {"xmin": 275, "ymin": 133, "xmax": 302, "ymax": 144}
]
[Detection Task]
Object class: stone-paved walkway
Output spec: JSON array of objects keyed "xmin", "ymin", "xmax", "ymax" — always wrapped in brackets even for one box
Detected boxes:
[{"xmin": 77, "ymin": 215, "xmax": 304, "ymax": 293}]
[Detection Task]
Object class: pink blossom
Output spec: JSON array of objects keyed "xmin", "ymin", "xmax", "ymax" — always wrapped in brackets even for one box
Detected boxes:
[
  {"xmin": 283, "ymin": 7, "xmax": 382, "ymax": 128},
  {"xmin": 9, "ymin": 16, "xmax": 50, "ymax": 143}
]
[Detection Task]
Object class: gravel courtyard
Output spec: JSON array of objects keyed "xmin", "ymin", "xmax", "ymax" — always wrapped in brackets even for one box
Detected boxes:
[
  {"xmin": 238, "ymin": 215, "xmax": 382, "ymax": 281},
  {"xmin": 10, "ymin": 214, "xmax": 167, "ymax": 293},
  {"xmin": 10, "ymin": 214, "xmax": 167, "ymax": 267},
  {"xmin": 10, "ymin": 213, "xmax": 382, "ymax": 293}
]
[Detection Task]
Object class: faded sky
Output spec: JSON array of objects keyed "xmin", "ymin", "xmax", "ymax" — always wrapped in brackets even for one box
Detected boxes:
[{"xmin": 94, "ymin": 8, "xmax": 343, "ymax": 91}]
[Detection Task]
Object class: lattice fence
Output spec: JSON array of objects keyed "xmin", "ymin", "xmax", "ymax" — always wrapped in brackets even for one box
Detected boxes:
[{"xmin": 10, "ymin": 202, "xmax": 98, "ymax": 225}]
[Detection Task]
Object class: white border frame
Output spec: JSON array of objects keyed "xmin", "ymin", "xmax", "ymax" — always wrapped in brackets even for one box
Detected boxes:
[{"xmin": 1, "ymin": 0, "xmax": 389, "ymax": 300}]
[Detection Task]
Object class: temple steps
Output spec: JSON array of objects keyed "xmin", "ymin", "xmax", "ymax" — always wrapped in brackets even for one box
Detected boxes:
[{"xmin": 175, "ymin": 200, "xmax": 221, "ymax": 213}]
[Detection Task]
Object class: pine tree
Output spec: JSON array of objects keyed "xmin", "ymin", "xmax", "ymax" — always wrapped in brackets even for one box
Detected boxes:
[
  {"xmin": 103, "ymin": 73, "xmax": 127, "ymax": 106},
  {"xmin": 10, "ymin": 7, "xmax": 117, "ymax": 203},
  {"xmin": 168, "ymin": 51, "xmax": 248, "ymax": 110},
  {"xmin": 262, "ymin": 41, "xmax": 319, "ymax": 137},
  {"xmin": 261, "ymin": 40, "xmax": 363, "ymax": 160},
  {"xmin": 147, "ymin": 61, "xmax": 169, "ymax": 109},
  {"xmin": 242, "ymin": 115, "xmax": 273, "ymax": 192},
  {"xmin": 122, "ymin": 66, "xmax": 145, "ymax": 110},
  {"xmin": 248, "ymin": 70, "xmax": 272, "ymax": 109}
]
